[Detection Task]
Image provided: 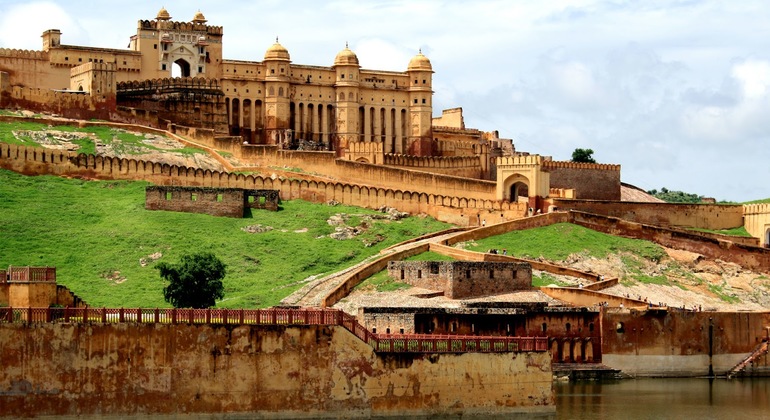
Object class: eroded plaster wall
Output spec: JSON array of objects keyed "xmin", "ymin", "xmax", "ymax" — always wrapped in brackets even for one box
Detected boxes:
[{"xmin": 0, "ymin": 323, "xmax": 554, "ymax": 418}]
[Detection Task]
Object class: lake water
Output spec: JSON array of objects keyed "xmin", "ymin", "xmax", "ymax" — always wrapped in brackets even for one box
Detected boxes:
[{"xmin": 554, "ymin": 378, "xmax": 770, "ymax": 419}]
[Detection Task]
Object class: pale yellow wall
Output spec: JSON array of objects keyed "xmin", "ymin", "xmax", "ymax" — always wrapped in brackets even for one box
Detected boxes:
[
  {"xmin": 496, "ymin": 155, "xmax": 551, "ymax": 200},
  {"xmin": 744, "ymin": 203, "xmax": 770, "ymax": 247}
]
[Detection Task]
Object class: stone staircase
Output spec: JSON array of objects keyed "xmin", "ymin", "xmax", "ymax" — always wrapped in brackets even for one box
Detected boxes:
[{"xmin": 727, "ymin": 340, "xmax": 769, "ymax": 379}]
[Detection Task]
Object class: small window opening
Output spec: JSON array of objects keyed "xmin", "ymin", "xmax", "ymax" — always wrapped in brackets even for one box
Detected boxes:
[
  {"xmin": 400, "ymin": 269, "xmax": 404, "ymax": 280},
  {"xmin": 466, "ymin": 270, "xmax": 471, "ymax": 279},
  {"xmin": 372, "ymin": 327, "xmax": 376, "ymax": 334},
  {"xmin": 417, "ymin": 270, "xmax": 422, "ymax": 279},
  {"xmin": 165, "ymin": 192, "xmax": 172, "ymax": 200},
  {"xmin": 566, "ymin": 323, "xmax": 571, "ymax": 332},
  {"xmin": 248, "ymin": 196, "xmax": 255, "ymax": 203},
  {"xmin": 616, "ymin": 322, "xmax": 625, "ymax": 333},
  {"xmin": 399, "ymin": 328, "xmax": 404, "ymax": 334},
  {"xmin": 386, "ymin": 328, "xmax": 390, "ymax": 334},
  {"xmin": 216, "ymin": 194, "xmax": 223, "ymax": 202},
  {"xmin": 489, "ymin": 270, "xmax": 494, "ymax": 279},
  {"xmin": 542, "ymin": 323, "xmax": 547, "ymax": 332},
  {"xmin": 191, "ymin": 193, "xmax": 197, "ymax": 201}
]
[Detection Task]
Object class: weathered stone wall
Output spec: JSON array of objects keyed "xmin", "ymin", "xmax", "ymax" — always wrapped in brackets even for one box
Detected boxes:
[
  {"xmin": 553, "ymin": 199, "xmax": 745, "ymax": 231},
  {"xmin": 384, "ymin": 153, "xmax": 482, "ymax": 179},
  {"xmin": 145, "ymin": 186, "xmax": 246, "ymax": 217},
  {"xmin": 544, "ymin": 161, "xmax": 621, "ymax": 201},
  {"xmin": 0, "ymin": 323, "xmax": 554, "ymax": 418},
  {"xmin": 602, "ymin": 310, "xmax": 770, "ymax": 377},
  {"xmin": 387, "ymin": 261, "xmax": 532, "ymax": 299}
]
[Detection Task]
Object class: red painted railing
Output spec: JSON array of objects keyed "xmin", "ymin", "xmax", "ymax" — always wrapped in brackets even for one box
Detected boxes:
[
  {"xmin": 1, "ymin": 266, "xmax": 56, "ymax": 283},
  {"xmin": 0, "ymin": 307, "xmax": 548, "ymax": 353}
]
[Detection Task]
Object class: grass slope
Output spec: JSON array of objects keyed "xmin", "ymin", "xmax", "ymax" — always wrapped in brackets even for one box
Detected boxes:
[
  {"xmin": 467, "ymin": 223, "xmax": 667, "ymax": 262},
  {"xmin": 0, "ymin": 169, "xmax": 449, "ymax": 308}
]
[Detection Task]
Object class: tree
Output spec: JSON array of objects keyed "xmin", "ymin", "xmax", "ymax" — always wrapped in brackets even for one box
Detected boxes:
[
  {"xmin": 571, "ymin": 148, "xmax": 596, "ymax": 163},
  {"xmin": 157, "ymin": 253, "xmax": 226, "ymax": 308}
]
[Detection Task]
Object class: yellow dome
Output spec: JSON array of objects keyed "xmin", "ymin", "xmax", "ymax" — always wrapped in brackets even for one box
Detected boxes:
[
  {"xmin": 264, "ymin": 39, "xmax": 290, "ymax": 61},
  {"xmin": 408, "ymin": 51, "xmax": 432, "ymax": 71},
  {"xmin": 334, "ymin": 45, "xmax": 359, "ymax": 66},
  {"xmin": 192, "ymin": 10, "xmax": 207, "ymax": 24},
  {"xmin": 156, "ymin": 7, "xmax": 171, "ymax": 21}
]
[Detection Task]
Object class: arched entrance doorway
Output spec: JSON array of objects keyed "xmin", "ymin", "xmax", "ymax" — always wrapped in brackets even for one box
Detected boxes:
[
  {"xmin": 765, "ymin": 227, "xmax": 770, "ymax": 248},
  {"xmin": 510, "ymin": 182, "xmax": 529, "ymax": 202},
  {"xmin": 173, "ymin": 59, "xmax": 191, "ymax": 78},
  {"xmin": 503, "ymin": 174, "xmax": 530, "ymax": 203}
]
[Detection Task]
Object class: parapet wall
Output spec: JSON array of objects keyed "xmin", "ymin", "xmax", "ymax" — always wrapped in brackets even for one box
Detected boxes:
[
  {"xmin": 384, "ymin": 153, "xmax": 481, "ymax": 178},
  {"xmin": 554, "ymin": 199, "xmax": 745, "ymax": 231},
  {"xmin": 0, "ymin": 142, "xmax": 516, "ymax": 226},
  {"xmin": 0, "ymin": 322, "xmax": 554, "ymax": 417}
]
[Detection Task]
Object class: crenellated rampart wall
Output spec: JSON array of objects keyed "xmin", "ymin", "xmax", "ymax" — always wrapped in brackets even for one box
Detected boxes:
[
  {"xmin": 744, "ymin": 203, "xmax": 770, "ymax": 248},
  {"xmin": 383, "ymin": 153, "xmax": 481, "ymax": 178},
  {"xmin": 0, "ymin": 142, "xmax": 521, "ymax": 226}
]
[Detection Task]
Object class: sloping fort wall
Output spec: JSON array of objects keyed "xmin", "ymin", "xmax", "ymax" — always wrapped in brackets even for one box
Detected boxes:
[
  {"xmin": 553, "ymin": 199, "xmax": 745, "ymax": 231},
  {"xmin": 0, "ymin": 322, "xmax": 554, "ymax": 418}
]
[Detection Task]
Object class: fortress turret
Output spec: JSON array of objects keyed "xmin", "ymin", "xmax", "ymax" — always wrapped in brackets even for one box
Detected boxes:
[
  {"xmin": 41, "ymin": 29, "xmax": 61, "ymax": 52},
  {"xmin": 333, "ymin": 44, "xmax": 361, "ymax": 154},
  {"xmin": 407, "ymin": 50, "xmax": 433, "ymax": 156},
  {"xmin": 263, "ymin": 39, "xmax": 292, "ymax": 146}
]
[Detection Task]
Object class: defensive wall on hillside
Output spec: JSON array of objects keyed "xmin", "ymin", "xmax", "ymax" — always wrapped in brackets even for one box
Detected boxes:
[
  {"xmin": 384, "ymin": 153, "xmax": 482, "ymax": 178},
  {"xmin": 439, "ymin": 211, "xmax": 770, "ymax": 273},
  {"xmin": 543, "ymin": 161, "xmax": 621, "ymax": 201},
  {"xmin": 0, "ymin": 307, "xmax": 553, "ymax": 418},
  {"xmin": 553, "ymin": 199, "xmax": 745, "ymax": 231},
  {"xmin": 0, "ymin": 141, "xmax": 525, "ymax": 226}
]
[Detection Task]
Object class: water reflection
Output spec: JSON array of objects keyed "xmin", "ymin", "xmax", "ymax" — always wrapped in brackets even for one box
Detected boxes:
[{"xmin": 555, "ymin": 378, "xmax": 770, "ymax": 419}]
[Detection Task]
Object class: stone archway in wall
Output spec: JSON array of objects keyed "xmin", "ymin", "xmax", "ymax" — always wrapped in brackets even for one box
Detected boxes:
[
  {"xmin": 503, "ymin": 174, "xmax": 530, "ymax": 203},
  {"xmin": 765, "ymin": 227, "xmax": 770, "ymax": 248},
  {"xmin": 173, "ymin": 58, "xmax": 191, "ymax": 78}
]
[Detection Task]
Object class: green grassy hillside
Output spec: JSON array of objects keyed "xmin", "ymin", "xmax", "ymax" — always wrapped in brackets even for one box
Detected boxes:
[{"xmin": 0, "ymin": 169, "xmax": 449, "ymax": 308}]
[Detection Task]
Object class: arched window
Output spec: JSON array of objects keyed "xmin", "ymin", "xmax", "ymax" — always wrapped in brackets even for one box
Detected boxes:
[
  {"xmin": 339, "ymin": 92, "xmax": 345, "ymax": 100},
  {"xmin": 268, "ymin": 86, "xmax": 275, "ymax": 96},
  {"xmin": 278, "ymin": 87, "xmax": 284, "ymax": 97}
]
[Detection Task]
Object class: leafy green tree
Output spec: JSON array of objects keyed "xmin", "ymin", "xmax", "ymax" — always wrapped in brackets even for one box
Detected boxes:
[
  {"xmin": 571, "ymin": 148, "xmax": 596, "ymax": 163},
  {"xmin": 646, "ymin": 187, "xmax": 703, "ymax": 203},
  {"xmin": 157, "ymin": 253, "xmax": 226, "ymax": 308}
]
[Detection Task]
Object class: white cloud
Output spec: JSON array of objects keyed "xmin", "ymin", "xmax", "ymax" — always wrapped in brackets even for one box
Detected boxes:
[{"xmin": 0, "ymin": 2, "xmax": 86, "ymax": 50}]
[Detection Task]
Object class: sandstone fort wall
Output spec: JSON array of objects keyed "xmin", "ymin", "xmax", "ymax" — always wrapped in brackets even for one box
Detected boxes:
[
  {"xmin": 744, "ymin": 203, "xmax": 770, "ymax": 248},
  {"xmin": 0, "ymin": 142, "xmax": 517, "ymax": 226},
  {"xmin": 0, "ymin": 322, "xmax": 553, "ymax": 417},
  {"xmin": 543, "ymin": 161, "xmax": 621, "ymax": 201},
  {"xmin": 553, "ymin": 199, "xmax": 745, "ymax": 231},
  {"xmin": 384, "ymin": 153, "xmax": 481, "ymax": 178}
]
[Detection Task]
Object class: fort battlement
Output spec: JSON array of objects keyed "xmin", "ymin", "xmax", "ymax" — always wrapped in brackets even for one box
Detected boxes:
[
  {"xmin": 0, "ymin": 142, "xmax": 524, "ymax": 226},
  {"xmin": 744, "ymin": 203, "xmax": 770, "ymax": 215},
  {"xmin": 384, "ymin": 153, "xmax": 480, "ymax": 169},
  {"xmin": 543, "ymin": 160, "xmax": 621, "ymax": 171},
  {"xmin": 117, "ymin": 77, "xmax": 222, "ymax": 92},
  {"xmin": 0, "ymin": 48, "xmax": 48, "ymax": 60},
  {"xmin": 138, "ymin": 19, "xmax": 224, "ymax": 35},
  {"xmin": 497, "ymin": 155, "xmax": 546, "ymax": 166}
]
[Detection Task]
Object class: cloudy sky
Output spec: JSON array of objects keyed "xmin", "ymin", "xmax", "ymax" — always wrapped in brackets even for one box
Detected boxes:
[{"xmin": 1, "ymin": 1, "xmax": 768, "ymax": 202}]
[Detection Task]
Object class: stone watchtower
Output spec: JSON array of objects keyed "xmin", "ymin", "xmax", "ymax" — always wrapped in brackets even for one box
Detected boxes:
[
  {"xmin": 263, "ymin": 40, "xmax": 292, "ymax": 146},
  {"xmin": 333, "ymin": 44, "xmax": 361, "ymax": 155},
  {"xmin": 407, "ymin": 51, "xmax": 434, "ymax": 156},
  {"xmin": 129, "ymin": 7, "xmax": 223, "ymax": 80}
]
